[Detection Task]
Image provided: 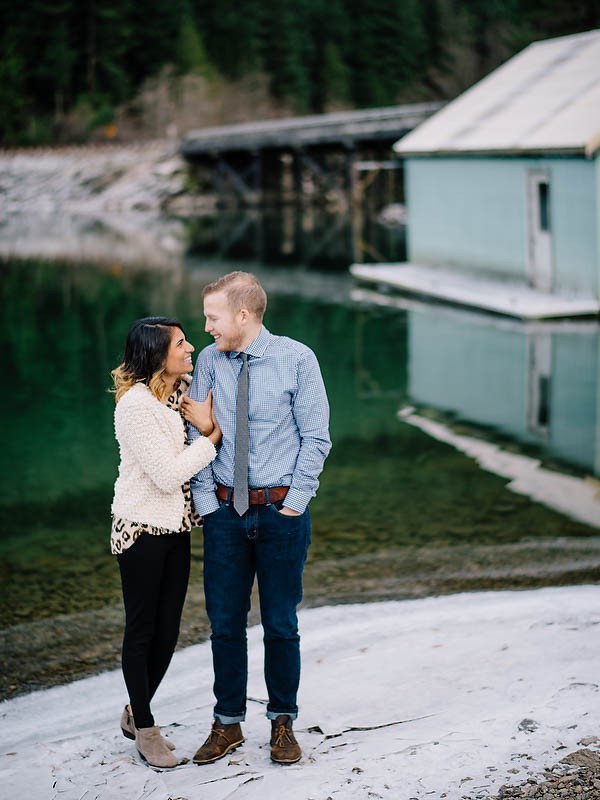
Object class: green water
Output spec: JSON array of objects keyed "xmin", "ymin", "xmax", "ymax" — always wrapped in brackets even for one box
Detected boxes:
[{"xmin": 0, "ymin": 255, "xmax": 597, "ymax": 638}]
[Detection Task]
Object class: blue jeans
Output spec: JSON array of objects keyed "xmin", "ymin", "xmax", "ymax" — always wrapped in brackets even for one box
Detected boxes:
[{"xmin": 202, "ymin": 497, "xmax": 311, "ymax": 723}]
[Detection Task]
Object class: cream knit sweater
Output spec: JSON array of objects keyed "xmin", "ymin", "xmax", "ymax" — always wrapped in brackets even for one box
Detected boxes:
[{"xmin": 111, "ymin": 382, "xmax": 216, "ymax": 531}]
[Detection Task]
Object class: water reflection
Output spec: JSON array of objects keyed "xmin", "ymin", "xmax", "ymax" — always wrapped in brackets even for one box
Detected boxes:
[
  {"xmin": 0, "ymin": 211, "xmax": 186, "ymax": 268},
  {"xmin": 354, "ymin": 289, "xmax": 600, "ymax": 477},
  {"xmin": 186, "ymin": 206, "xmax": 406, "ymax": 269},
  {"xmin": 409, "ymin": 312, "xmax": 599, "ymax": 476},
  {"xmin": 0, "ymin": 207, "xmax": 406, "ymax": 271}
]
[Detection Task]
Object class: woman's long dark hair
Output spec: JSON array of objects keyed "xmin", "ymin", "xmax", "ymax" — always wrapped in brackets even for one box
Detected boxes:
[{"xmin": 111, "ymin": 316, "xmax": 185, "ymax": 402}]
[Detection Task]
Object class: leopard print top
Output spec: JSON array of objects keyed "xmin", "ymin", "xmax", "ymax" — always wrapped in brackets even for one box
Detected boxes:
[{"xmin": 111, "ymin": 376, "xmax": 202, "ymax": 555}]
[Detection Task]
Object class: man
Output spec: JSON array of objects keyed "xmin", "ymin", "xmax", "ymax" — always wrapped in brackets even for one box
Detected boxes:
[{"xmin": 185, "ymin": 271, "xmax": 331, "ymax": 765}]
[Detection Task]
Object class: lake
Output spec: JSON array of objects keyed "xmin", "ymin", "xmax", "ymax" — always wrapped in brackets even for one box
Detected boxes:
[{"xmin": 1, "ymin": 207, "xmax": 598, "ymax": 698}]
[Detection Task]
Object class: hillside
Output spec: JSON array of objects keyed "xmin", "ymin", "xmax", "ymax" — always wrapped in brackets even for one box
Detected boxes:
[{"xmin": 1, "ymin": 0, "xmax": 598, "ymax": 146}]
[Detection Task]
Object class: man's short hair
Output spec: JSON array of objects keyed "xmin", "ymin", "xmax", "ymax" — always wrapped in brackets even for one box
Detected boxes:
[{"xmin": 202, "ymin": 271, "xmax": 267, "ymax": 320}]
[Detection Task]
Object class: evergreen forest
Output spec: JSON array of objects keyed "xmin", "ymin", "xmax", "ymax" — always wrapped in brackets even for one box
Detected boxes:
[{"xmin": 1, "ymin": 0, "xmax": 598, "ymax": 146}]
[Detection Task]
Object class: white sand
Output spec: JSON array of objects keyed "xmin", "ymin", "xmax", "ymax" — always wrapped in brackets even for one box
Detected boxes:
[{"xmin": 1, "ymin": 586, "xmax": 599, "ymax": 799}]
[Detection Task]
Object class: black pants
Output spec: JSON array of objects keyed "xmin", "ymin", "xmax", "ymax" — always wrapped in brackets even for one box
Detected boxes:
[{"xmin": 117, "ymin": 531, "xmax": 191, "ymax": 729}]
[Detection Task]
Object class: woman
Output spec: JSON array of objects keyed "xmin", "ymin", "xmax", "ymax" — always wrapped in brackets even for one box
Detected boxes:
[{"xmin": 110, "ymin": 316, "xmax": 220, "ymax": 769}]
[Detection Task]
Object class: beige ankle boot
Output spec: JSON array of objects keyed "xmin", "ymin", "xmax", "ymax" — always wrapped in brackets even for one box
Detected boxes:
[
  {"xmin": 121, "ymin": 706, "xmax": 175, "ymax": 749},
  {"xmin": 135, "ymin": 726, "xmax": 179, "ymax": 769}
]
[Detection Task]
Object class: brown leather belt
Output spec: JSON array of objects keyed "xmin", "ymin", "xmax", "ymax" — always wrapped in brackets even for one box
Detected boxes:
[{"xmin": 215, "ymin": 484, "xmax": 289, "ymax": 506}]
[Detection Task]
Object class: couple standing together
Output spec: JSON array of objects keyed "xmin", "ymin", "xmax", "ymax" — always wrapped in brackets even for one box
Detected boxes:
[{"xmin": 110, "ymin": 271, "xmax": 332, "ymax": 769}]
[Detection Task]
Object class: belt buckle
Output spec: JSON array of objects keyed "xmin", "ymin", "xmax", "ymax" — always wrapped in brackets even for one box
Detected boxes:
[{"xmin": 249, "ymin": 487, "xmax": 266, "ymax": 505}]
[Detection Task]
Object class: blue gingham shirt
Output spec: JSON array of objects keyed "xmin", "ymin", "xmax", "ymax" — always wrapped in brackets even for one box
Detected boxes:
[{"xmin": 188, "ymin": 325, "xmax": 331, "ymax": 516}]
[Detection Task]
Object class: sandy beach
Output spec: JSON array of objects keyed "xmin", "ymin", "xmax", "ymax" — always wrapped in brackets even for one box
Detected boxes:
[{"xmin": 1, "ymin": 585, "xmax": 599, "ymax": 799}]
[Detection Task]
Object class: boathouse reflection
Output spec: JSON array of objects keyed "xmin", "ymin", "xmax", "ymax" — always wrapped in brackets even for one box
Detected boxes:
[{"xmin": 407, "ymin": 307, "xmax": 598, "ymax": 476}]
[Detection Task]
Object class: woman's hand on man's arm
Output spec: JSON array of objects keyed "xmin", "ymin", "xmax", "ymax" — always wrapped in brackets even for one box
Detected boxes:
[{"xmin": 181, "ymin": 390, "xmax": 214, "ymax": 436}]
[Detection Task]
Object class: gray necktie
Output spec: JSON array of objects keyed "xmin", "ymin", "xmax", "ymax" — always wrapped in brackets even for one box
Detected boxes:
[{"xmin": 233, "ymin": 352, "xmax": 249, "ymax": 516}]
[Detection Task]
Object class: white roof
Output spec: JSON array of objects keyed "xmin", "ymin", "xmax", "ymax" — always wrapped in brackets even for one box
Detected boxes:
[{"xmin": 395, "ymin": 29, "xmax": 600, "ymax": 157}]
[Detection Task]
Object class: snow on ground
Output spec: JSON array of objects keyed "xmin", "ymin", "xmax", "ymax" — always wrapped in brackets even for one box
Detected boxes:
[
  {"xmin": 1, "ymin": 586, "xmax": 598, "ymax": 800},
  {"xmin": 350, "ymin": 263, "xmax": 600, "ymax": 319}
]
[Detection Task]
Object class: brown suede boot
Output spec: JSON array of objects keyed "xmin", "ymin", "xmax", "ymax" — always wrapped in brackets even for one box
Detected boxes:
[
  {"xmin": 135, "ymin": 726, "xmax": 179, "ymax": 769},
  {"xmin": 270, "ymin": 715, "xmax": 301, "ymax": 764},
  {"xmin": 120, "ymin": 705, "xmax": 175, "ymax": 750},
  {"xmin": 192, "ymin": 718, "xmax": 244, "ymax": 764},
  {"xmin": 120, "ymin": 705, "xmax": 135, "ymax": 740}
]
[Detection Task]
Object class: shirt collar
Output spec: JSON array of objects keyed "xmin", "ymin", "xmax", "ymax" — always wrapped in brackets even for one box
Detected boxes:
[{"xmin": 228, "ymin": 325, "xmax": 271, "ymax": 360}]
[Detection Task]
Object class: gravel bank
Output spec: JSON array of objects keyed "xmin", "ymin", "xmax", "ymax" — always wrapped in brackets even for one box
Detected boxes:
[
  {"xmin": 477, "ymin": 746, "xmax": 600, "ymax": 799},
  {"xmin": 0, "ymin": 142, "xmax": 212, "ymax": 267}
]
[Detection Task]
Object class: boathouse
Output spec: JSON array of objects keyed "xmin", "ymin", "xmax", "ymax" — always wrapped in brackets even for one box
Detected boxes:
[{"xmin": 353, "ymin": 29, "xmax": 600, "ymax": 318}]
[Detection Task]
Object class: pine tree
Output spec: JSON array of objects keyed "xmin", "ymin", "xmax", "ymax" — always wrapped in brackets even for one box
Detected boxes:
[
  {"xmin": 308, "ymin": 0, "xmax": 351, "ymax": 110},
  {"xmin": 176, "ymin": 13, "xmax": 215, "ymax": 78},
  {"xmin": 38, "ymin": 24, "xmax": 76, "ymax": 117},
  {"xmin": 348, "ymin": 0, "xmax": 428, "ymax": 106},
  {"xmin": 259, "ymin": 0, "xmax": 314, "ymax": 111},
  {"xmin": 195, "ymin": 0, "xmax": 264, "ymax": 79},
  {"xmin": 0, "ymin": 33, "xmax": 28, "ymax": 141}
]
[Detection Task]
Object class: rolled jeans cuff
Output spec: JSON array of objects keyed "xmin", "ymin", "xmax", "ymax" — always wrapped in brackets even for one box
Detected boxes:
[
  {"xmin": 267, "ymin": 710, "xmax": 298, "ymax": 721},
  {"xmin": 215, "ymin": 711, "xmax": 246, "ymax": 724}
]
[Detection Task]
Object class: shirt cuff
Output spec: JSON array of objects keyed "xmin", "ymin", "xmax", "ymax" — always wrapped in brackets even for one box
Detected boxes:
[
  {"xmin": 193, "ymin": 491, "xmax": 220, "ymax": 517},
  {"xmin": 283, "ymin": 487, "xmax": 312, "ymax": 514}
]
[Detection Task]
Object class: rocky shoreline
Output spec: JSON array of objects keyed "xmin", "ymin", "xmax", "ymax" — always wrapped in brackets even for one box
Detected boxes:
[
  {"xmin": 0, "ymin": 141, "xmax": 212, "ymax": 267},
  {"xmin": 479, "ymin": 745, "xmax": 600, "ymax": 800},
  {"xmin": 2, "ymin": 536, "xmax": 599, "ymax": 702},
  {"xmin": 0, "ymin": 141, "xmax": 209, "ymax": 218}
]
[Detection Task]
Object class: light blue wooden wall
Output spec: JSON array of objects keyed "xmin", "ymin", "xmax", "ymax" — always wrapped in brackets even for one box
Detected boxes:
[
  {"xmin": 552, "ymin": 158, "xmax": 598, "ymax": 295},
  {"xmin": 405, "ymin": 156, "xmax": 599, "ymax": 296},
  {"xmin": 596, "ymin": 156, "xmax": 600, "ymax": 289}
]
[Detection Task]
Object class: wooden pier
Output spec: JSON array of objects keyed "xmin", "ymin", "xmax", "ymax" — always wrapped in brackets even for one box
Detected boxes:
[{"xmin": 180, "ymin": 103, "xmax": 442, "ymax": 206}]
